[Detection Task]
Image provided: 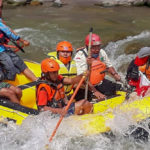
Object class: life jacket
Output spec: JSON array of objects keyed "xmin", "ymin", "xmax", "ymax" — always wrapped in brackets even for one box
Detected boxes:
[
  {"xmin": 90, "ymin": 57, "xmax": 106, "ymax": 85},
  {"xmin": 129, "ymin": 72, "xmax": 150, "ymax": 97},
  {"xmin": 0, "ymin": 30, "xmax": 9, "ymax": 44},
  {"xmin": 37, "ymin": 80, "xmax": 65, "ymax": 108},
  {"xmin": 139, "ymin": 64, "xmax": 150, "ymax": 80},
  {"xmin": 47, "ymin": 51, "xmax": 77, "ymax": 95}
]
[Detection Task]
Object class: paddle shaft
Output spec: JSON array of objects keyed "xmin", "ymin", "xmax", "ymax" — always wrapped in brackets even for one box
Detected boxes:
[
  {"xmin": 49, "ymin": 75, "xmax": 86, "ymax": 142},
  {"xmin": 10, "ymin": 38, "xmax": 25, "ymax": 53},
  {"xmin": 85, "ymin": 28, "xmax": 93, "ymax": 100}
]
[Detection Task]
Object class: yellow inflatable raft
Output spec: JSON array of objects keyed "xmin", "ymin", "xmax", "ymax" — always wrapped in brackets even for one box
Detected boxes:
[
  {"xmin": 0, "ymin": 60, "xmax": 149, "ymax": 136},
  {"xmin": 0, "ymin": 60, "xmax": 41, "ymax": 125},
  {"xmin": 6, "ymin": 60, "xmax": 41, "ymax": 109},
  {"xmin": 74, "ymin": 95, "xmax": 150, "ymax": 135}
]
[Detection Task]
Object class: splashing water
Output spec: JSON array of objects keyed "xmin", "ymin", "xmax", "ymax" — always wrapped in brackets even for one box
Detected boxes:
[
  {"xmin": 104, "ymin": 31, "xmax": 150, "ymax": 80},
  {"xmin": 0, "ymin": 31, "xmax": 150, "ymax": 149},
  {"xmin": 2, "ymin": 6, "xmax": 150, "ymax": 148}
]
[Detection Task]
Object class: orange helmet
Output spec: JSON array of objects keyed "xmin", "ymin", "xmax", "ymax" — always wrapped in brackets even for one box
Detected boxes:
[
  {"xmin": 56, "ymin": 41, "xmax": 73, "ymax": 52},
  {"xmin": 41, "ymin": 58, "xmax": 60, "ymax": 73}
]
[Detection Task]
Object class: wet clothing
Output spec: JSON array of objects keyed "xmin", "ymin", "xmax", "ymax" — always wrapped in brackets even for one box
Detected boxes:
[
  {"xmin": 48, "ymin": 52, "xmax": 77, "ymax": 95},
  {"xmin": 74, "ymin": 47, "xmax": 112, "ymax": 75},
  {"xmin": 0, "ymin": 19, "xmax": 27, "ymax": 80},
  {"xmin": 0, "ymin": 82, "xmax": 10, "ymax": 89}
]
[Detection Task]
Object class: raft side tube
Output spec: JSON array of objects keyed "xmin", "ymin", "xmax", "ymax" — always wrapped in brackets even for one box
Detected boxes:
[{"xmin": 0, "ymin": 98, "xmax": 39, "ymax": 115}]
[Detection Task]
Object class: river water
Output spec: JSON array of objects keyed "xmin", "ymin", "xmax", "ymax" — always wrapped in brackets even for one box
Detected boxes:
[{"xmin": 1, "ymin": 3, "xmax": 150, "ymax": 150}]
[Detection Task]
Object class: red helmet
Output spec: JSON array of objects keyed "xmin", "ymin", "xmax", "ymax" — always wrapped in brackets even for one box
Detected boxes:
[
  {"xmin": 41, "ymin": 58, "xmax": 60, "ymax": 73},
  {"xmin": 56, "ymin": 41, "xmax": 73, "ymax": 52},
  {"xmin": 85, "ymin": 33, "xmax": 102, "ymax": 46}
]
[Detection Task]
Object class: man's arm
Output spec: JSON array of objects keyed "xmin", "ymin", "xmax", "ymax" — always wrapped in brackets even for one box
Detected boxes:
[
  {"xmin": 108, "ymin": 67, "xmax": 121, "ymax": 81},
  {"xmin": 88, "ymin": 82, "xmax": 106, "ymax": 100},
  {"xmin": 100, "ymin": 49, "xmax": 121, "ymax": 81},
  {"xmin": 42, "ymin": 106, "xmax": 65, "ymax": 115},
  {"xmin": 63, "ymin": 74, "xmax": 84, "ymax": 85},
  {"xmin": 1, "ymin": 19, "xmax": 29, "ymax": 46},
  {"xmin": 0, "ymin": 19, "xmax": 20, "ymax": 41}
]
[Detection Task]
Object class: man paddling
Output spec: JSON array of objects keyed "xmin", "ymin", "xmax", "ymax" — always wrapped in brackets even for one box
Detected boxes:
[
  {"xmin": 74, "ymin": 33, "xmax": 122, "ymax": 100},
  {"xmin": 0, "ymin": 18, "xmax": 37, "ymax": 81},
  {"xmin": 36, "ymin": 58, "xmax": 93, "ymax": 115},
  {"xmin": 126, "ymin": 47, "xmax": 150, "ymax": 97}
]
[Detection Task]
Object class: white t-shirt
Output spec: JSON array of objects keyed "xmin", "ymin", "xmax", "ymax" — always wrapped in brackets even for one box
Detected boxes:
[{"xmin": 73, "ymin": 47, "xmax": 112, "ymax": 75}]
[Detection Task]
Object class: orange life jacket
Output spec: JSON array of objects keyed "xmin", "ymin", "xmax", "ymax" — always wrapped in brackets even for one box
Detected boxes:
[
  {"xmin": 139, "ymin": 64, "xmax": 150, "ymax": 80},
  {"xmin": 37, "ymin": 81, "xmax": 65, "ymax": 108},
  {"xmin": 90, "ymin": 57, "xmax": 106, "ymax": 85}
]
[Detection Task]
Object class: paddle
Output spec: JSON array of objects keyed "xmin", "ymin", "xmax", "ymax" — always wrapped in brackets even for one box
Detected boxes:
[
  {"xmin": 49, "ymin": 75, "xmax": 86, "ymax": 142},
  {"xmin": 9, "ymin": 38, "xmax": 25, "ymax": 53},
  {"xmin": 85, "ymin": 27, "xmax": 93, "ymax": 100},
  {"xmin": 0, "ymin": 29, "xmax": 25, "ymax": 53}
]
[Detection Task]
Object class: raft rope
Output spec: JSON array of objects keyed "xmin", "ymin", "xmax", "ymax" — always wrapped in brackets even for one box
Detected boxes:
[{"xmin": 18, "ymin": 84, "xmax": 35, "ymax": 90}]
